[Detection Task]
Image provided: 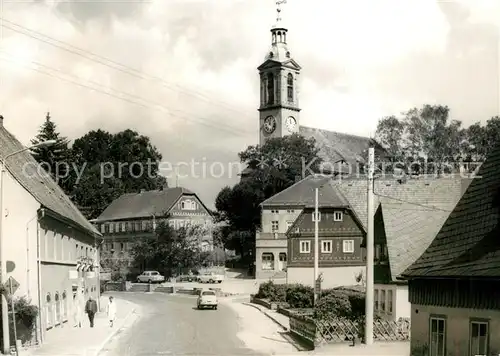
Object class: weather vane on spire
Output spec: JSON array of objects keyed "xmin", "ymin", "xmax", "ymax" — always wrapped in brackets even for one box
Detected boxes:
[{"xmin": 276, "ymin": 0, "xmax": 287, "ymax": 24}]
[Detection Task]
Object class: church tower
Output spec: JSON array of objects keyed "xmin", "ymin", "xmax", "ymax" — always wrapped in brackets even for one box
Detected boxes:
[{"xmin": 258, "ymin": 0, "xmax": 301, "ymax": 146}]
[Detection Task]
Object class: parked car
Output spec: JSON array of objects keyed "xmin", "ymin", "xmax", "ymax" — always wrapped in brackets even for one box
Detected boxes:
[
  {"xmin": 197, "ymin": 290, "xmax": 218, "ymax": 310},
  {"xmin": 136, "ymin": 271, "xmax": 165, "ymax": 283},
  {"xmin": 197, "ymin": 272, "xmax": 224, "ymax": 284},
  {"xmin": 177, "ymin": 274, "xmax": 196, "ymax": 282}
]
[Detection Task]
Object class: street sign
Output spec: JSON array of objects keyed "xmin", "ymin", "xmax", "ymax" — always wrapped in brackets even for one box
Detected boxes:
[{"xmin": 4, "ymin": 276, "xmax": 19, "ymax": 295}]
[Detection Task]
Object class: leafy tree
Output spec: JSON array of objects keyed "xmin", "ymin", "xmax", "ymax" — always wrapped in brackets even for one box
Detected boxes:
[
  {"xmin": 463, "ymin": 116, "xmax": 500, "ymax": 162},
  {"xmin": 215, "ymin": 134, "xmax": 322, "ymax": 257},
  {"xmin": 100, "ymin": 249, "xmax": 129, "ymax": 281},
  {"xmin": 375, "ymin": 116, "xmax": 405, "ymax": 160},
  {"xmin": 130, "ymin": 222, "xmax": 210, "ymax": 277},
  {"xmin": 66, "ymin": 129, "xmax": 168, "ymax": 219},
  {"xmin": 30, "ymin": 112, "xmax": 71, "ymax": 185}
]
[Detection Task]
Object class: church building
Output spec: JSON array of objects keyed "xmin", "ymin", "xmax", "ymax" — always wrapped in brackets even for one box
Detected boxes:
[{"xmin": 252, "ymin": 3, "xmax": 385, "ymax": 280}]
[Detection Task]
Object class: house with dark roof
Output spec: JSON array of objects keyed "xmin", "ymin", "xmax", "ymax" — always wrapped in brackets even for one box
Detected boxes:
[
  {"xmin": 0, "ymin": 116, "xmax": 101, "ymax": 347},
  {"xmin": 259, "ymin": 173, "xmax": 469, "ymax": 311},
  {"xmin": 94, "ymin": 187, "xmax": 216, "ymax": 275},
  {"xmin": 400, "ymin": 144, "xmax": 500, "ymax": 356}
]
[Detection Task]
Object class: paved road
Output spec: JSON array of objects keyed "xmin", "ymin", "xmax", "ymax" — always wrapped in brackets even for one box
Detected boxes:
[{"xmin": 99, "ymin": 292, "xmax": 296, "ymax": 356}]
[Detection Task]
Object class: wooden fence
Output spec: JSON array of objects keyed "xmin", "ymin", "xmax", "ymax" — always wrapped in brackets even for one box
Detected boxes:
[{"xmin": 289, "ymin": 313, "xmax": 410, "ymax": 347}]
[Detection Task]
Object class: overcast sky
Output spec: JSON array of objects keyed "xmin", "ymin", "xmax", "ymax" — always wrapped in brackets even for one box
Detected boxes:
[{"xmin": 0, "ymin": 0, "xmax": 499, "ymax": 208}]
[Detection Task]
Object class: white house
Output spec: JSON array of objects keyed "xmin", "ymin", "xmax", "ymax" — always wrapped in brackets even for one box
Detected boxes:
[{"xmin": 0, "ymin": 116, "xmax": 101, "ymax": 351}]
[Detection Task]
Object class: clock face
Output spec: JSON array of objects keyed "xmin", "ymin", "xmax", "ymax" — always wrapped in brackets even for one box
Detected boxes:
[
  {"xmin": 263, "ymin": 116, "xmax": 276, "ymax": 134},
  {"xmin": 286, "ymin": 116, "xmax": 297, "ymax": 132}
]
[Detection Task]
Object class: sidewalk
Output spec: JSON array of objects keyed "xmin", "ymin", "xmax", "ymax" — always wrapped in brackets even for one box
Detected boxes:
[
  {"xmin": 244, "ymin": 302, "xmax": 410, "ymax": 356},
  {"xmin": 26, "ymin": 296, "xmax": 139, "ymax": 356},
  {"xmin": 242, "ymin": 302, "xmax": 289, "ymax": 330}
]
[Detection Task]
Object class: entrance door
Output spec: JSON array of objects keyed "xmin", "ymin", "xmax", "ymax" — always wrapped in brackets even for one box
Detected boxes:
[{"xmin": 278, "ymin": 253, "xmax": 287, "ymax": 271}]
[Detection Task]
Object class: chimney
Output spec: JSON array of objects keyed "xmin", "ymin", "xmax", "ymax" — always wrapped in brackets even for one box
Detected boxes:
[{"xmin": 0, "ymin": 115, "xmax": 3, "ymax": 127}]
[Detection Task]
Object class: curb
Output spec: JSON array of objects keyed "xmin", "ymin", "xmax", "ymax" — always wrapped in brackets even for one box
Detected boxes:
[
  {"xmin": 92, "ymin": 300, "xmax": 140, "ymax": 356},
  {"xmin": 242, "ymin": 302, "xmax": 288, "ymax": 331}
]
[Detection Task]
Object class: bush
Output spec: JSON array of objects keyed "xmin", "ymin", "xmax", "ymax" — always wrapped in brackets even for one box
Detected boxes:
[
  {"xmin": 255, "ymin": 281, "xmax": 287, "ymax": 302},
  {"xmin": 0, "ymin": 296, "xmax": 39, "ymax": 345},
  {"xmin": 314, "ymin": 292, "xmax": 351, "ymax": 320},
  {"xmin": 286, "ymin": 284, "xmax": 313, "ymax": 308}
]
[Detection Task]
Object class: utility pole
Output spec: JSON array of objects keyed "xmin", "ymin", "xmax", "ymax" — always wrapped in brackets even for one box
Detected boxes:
[
  {"xmin": 313, "ymin": 187, "xmax": 319, "ymax": 305},
  {"xmin": 365, "ymin": 147, "xmax": 375, "ymax": 345}
]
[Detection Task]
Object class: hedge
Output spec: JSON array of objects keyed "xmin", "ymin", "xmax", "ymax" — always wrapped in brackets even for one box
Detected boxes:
[{"xmin": 256, "ymin": 281, "xmax": 366, "ymax": 320}]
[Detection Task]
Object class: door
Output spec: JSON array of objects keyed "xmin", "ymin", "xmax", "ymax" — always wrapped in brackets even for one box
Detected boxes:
[{"xmin": 278, "ymin": 253, "xmax": 287, "ymax": 271}]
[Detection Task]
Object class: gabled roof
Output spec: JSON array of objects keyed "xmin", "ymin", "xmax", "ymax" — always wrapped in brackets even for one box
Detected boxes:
[
  {"xmin": 299, "ymin": 126, "xmax": 386, "ymax": 168},
  {"xmin": 0, "ymin": 125, "xmax": 99, "ymax": 237},
  {"xmin": 96, "ymin": 187, "xmax": 203, "ymax": 221},
  {"xmin": 402, "ymin": 144, "xmax": 500, "ymax": 279}
]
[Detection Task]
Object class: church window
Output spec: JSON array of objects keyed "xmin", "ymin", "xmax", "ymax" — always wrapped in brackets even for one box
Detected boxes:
[
  {"xmin": 267, "ymin": 73, "xmax": 274, "ymax": 104},
  {"xmin": 287, "ymin": 73, "xmax": 293, "ymax": 102}
]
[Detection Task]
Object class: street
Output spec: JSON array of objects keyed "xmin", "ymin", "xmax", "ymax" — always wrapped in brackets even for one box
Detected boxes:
[{"xmin": 98, "ymin": 292, "xmax": 298, "ymax": 356}]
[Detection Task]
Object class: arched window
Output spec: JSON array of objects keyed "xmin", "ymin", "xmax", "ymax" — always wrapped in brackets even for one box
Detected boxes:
[
  {"xmin": 266, "ymin": 73, "xmax": 274, "ymax": 104},
  {"xmin": 261, "ymin": 253, "xmax": 275, "ymax": 270},
  {"xmin": 62, "ymin": 291, "xmax": 68, "ymax": 321},
  {"xmin": 287, "ymin": 73, "xmax": 293, "ymax": 103},
  {"xmin": 55, "ymin": 292, "xmax": 61, "ymax": 325},
  {"xmin": 46, "ymin": 293, "xmax": 52, "ymax": 329},
  {"xmin": 181, "ymin": 201, "xmax": 185, "ymax": 209}
]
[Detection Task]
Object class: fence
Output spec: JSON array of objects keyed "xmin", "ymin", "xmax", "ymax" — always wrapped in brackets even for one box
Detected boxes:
[{"xmin": 289, "ymin": 313, "xmax": 410, "ymax": 347}]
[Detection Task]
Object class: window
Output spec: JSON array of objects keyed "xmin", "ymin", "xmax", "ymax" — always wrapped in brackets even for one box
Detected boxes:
[
  {"xmin": 100, "ymin": 224, "xmax": 105, "ymax": 233},
  {"xmin": 286, "ymin": 221, "xmax": 294, "ymax": 230},
  {"xmin": 62, "ymin": 291, "xmax": 67, "ymax": 321},
  {"xmin": 181, "ymin": 201, "xmax": 185, "ymax": 209},
  {"xmin": 104, "ymin": 223, "xmax": 109, "ymax": 233},
  {"xmin": 343, "ymin": 240, "xmax": 354, "ymax": 253},
  {"xmin": 120, "ymin": 243, "xmax": 124, "ymax": 251},
  {"xmin": 109, "ymin": 223, "xmax": 115, "ymax": 233},
  {"xmin": 429, "ymin": 317, "xmax": 446, "ymax": 356},
  {"xmin": 135, "ymin": 221, "xmax": 141, "ymax": 231},
  {"xmin": 387, "ymin": 290, "xmax": 393, "ymax": 313},
  {"xmin": 75, "ymin": 244, "xmax": 79, "ymax": 257},
  {"xmin": 86, "ymin": 247, "xmax": 88, "ymax": 257},
  {"xmin": 321, "ymin": 240, "xmax": 332, "ymax": 253},
  {"xmin": 286, "ymin": 209, "xmax": 294, "ymax": 213},
  {"xmin": 312, "ymin": 212, "xmax": 321, "ymax": 221},
  {"xmin": 374, "ymin": 289, "xmax": 379, "ymax": 310},
  {"xmin": 334, "ymin": 211, "xmax": 343, "ymax": 221},
  {"xmin": 261, "ymin": 253, "xmax": 274, "ymax": 270},
  {"xmin": 46, "ymin": 293, "xmax": 52, "ymax": 328},
  {"xmin": 271, "ymin": 209, "xmax": 279, "ymax": 214},
  {"xmin": 54, "ymin": 292, "xmax": 61, "ymax": 325},
  {"xmin": 299, "ymin": 240, "xmax": 310, "ymax": 253},
  {"xmin": 470, "ymin": 320, "xmax": 488, "ymax": 356},
  {"xmin": 287, "ymin": 73, "xmax": 293, "ymax": 102},
  {"xmin": 168, "ymin": 220, "xmax": 175, "ymax": 227},
  {"xmin": 271, "ymin": 221, "xmax": 279, "ymax": 232},
  {"xmin": 380, "ymin": 290, "xmax": 386, "ymax": 311},
  {"xmin": 266, "ymin": 73, "xmax": 274, "ymax": 104},
  {"xmin": 375, "ymin": 244, "xmax": 381, "ymax": 259}
]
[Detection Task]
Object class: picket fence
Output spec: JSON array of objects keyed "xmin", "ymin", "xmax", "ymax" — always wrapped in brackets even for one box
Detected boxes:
[{"xmin": 289, "ymin": 313, "xmax": 410, "ymax": 347}]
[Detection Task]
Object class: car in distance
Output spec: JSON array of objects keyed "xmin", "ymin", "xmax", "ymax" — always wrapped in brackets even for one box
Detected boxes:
[
  {"xmin": 197, "ymin": 290, "xmax": 218, "ymax": 310},
  {"xmin": 197, "ymin": 272, "xmax": 224, "ymax": 284},
  {"xmin": 177, "ymin": 274, "xmax": 196, "ymax": 282},
  {"xmin": 136, "ymin": 271, "xmax": 165, "ymax": 284}
]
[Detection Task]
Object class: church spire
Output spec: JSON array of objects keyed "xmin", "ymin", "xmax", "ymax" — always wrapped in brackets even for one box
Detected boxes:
[{"xmin": 267, "ymin": 0, "xmax": 290, "ymax": 61}]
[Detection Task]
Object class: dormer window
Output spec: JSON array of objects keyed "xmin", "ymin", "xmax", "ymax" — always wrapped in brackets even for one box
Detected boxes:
[
  {"xmin": 334, "ymin": 211, "xmax": 343, "ymax": 221},
  {"xmin": 181, "ymin": 199, "xmax": 197, "ymax": 210},
  {"xmin": 271, "ymin": 210, "xmax": 279, "ymax": 214}
]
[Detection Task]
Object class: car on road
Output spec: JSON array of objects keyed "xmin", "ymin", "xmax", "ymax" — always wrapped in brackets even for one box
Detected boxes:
[
  {"xmin": 136, "ymin": 271, "xmax": 165, "ymax": 284},
  {"xmin": 197, "ymin": 272, "xmax": 224, "ymax": 284},
  {"xmin": 177, "ymin": 274, "xmax": 196, "ymax": 282},
  {"xmin": 197, "ymin": 290, "xmax": 218, "ymax": 310}
]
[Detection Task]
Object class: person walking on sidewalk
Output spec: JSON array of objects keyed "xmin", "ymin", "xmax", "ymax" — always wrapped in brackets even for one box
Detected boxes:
[
  {"xmin": 85, "ymin": 296, "xmax": 98, "ymax": 328},
  {"xmin": 107, "ymin": 296, "xmax": 117, "ymax": 327}
]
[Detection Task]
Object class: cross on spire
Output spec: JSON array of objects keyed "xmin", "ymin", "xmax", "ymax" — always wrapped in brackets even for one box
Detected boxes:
[{"xmin": 276, "ymin": 0, "xmax": 286, "ymax": 24}]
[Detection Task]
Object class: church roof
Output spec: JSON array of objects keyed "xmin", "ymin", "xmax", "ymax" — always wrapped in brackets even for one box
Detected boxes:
[{"xmin": 299, "ymin": 126, "xmax": 385, "ymax": 168}]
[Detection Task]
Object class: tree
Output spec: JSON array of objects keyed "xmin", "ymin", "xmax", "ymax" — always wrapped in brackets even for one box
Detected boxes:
[
  {"xmin": 129, "ymin": 222, "xmax": 210, "ymax": 277},
  {"xmin": 215, "ymin": 134, "xmax": 322, "ymax": 257},
  {"xmin": 463, "ymin": 116, "xmax": 500, "ymax": 162},
  {"xmin": 100, "ymin": 249, "xmax": 129, "ymax": 281},
  {"xmin": 30, "ymin": 112, "xmax": 71, "ymax": 185},
  {"xmin": 66, "ymin": 129, "xmax": 168, "ymax": 219},
  {"xmin": 375, "ymin": 105, "xmax": 468, "ymax": 174}
]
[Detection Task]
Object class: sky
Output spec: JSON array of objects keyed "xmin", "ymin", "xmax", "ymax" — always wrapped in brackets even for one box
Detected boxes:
[{"xmin": 0, "ymin": 0, "xmax": 499, "ymax": 208}]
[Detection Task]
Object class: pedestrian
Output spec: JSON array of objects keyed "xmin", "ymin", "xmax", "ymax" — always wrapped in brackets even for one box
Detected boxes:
[
  {"xmin": 85, "ymin": 296, "xmax": 98, "ymax": 328},
  {"xmin": 107, "ymin": 296, "xmax": 117, "ymax": 327}
]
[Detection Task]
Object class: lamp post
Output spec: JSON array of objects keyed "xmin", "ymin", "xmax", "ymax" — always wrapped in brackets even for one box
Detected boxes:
[{"xmin": 1, "ymin": 139, "xmax": 56, "ymax": 354}]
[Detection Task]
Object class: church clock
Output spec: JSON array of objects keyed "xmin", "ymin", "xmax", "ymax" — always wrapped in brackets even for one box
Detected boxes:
[
  {"xmin": 263, "ymin": 116, "xmax": 277, "ymax": 134},
  {"xmin": 285, "ymin": 116, "xmax": 296, "ymax": 132}
]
